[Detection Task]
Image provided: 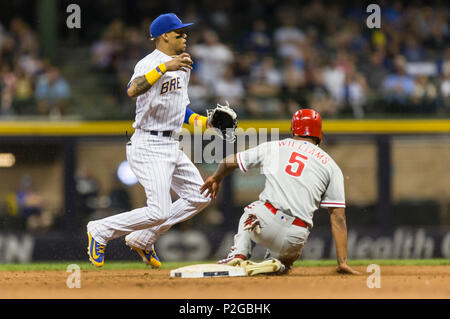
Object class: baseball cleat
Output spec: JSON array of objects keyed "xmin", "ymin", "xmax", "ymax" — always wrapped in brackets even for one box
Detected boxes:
[
  {"xmin": 87, "ymin": 232, "xmax": 105, "ymax": 267},
  {"xmin": 217, "ymin": 254, "xmax": 247, "ymax": 266},
  {"xmin": 130, "ymin": 246, "xmax": 162, "ymax": 269},
  {"xmin": 239, "ymin": 259, "xmax": 282, "ymax": 276}
]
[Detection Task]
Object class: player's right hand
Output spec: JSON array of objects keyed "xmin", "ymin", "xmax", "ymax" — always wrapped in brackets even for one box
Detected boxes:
[
  {"xmin": 200, "ymin": 176, "xmax": 221, "ymax": 199},
  {"xmin": 165, "ymin": 53, "xmax": 193, "ymax": 72}
]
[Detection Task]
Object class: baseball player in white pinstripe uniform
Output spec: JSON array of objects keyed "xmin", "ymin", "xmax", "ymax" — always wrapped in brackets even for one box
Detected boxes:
[
  {"xmin": 87, "ymin": 13, "xmax": 215, "ymax": 268},
  {"xmin": 201, "ymin": 109, "xmax": 360, "ymax": 275}
]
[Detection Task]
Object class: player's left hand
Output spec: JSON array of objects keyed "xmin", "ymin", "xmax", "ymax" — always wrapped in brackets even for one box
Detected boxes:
[
  {"xmin": 336, "ymin": 263, "xmax": 361, "ymax": 275},
  {"xmin": 206, "ymin": 101, "xmax": 238, "ymax": 143},
  {"xmin": 200, "ymin": 176, "xmax": 221, "ymax": 199},
  {"xmin": 206, "ymin": 118, "xmax": 213, "ymax": 129}
]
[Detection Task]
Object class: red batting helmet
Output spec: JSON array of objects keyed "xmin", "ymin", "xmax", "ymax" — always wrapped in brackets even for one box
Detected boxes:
[{"xmin": 291, "ymin": 109, "xmax": 323, "ymax": 143}]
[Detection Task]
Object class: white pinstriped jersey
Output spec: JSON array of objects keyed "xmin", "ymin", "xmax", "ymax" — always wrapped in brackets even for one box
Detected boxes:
[
  {"xmin": 236, "ymin": 138, "xmax": 346, "ymax": 227},
  {"xmin": 129, "ymin": 49, "xmax": 191, "ymax": 132}
]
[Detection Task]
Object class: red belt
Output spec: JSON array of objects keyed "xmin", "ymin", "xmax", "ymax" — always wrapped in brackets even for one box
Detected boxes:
[{"xmin": 264, "ymin": 202, "xmax": 309, "ymax": 229}]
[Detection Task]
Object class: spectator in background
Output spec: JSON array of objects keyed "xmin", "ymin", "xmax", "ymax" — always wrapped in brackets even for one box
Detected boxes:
[
  {"xmin": 17, "ymin": 51, "xmax": 44, "ymax": 78},
  {"xmin": 9, "ymin": 18, "xmax": 39, "ymax": 56},
  {"xmin": 89, "ymin": 19, "xmax": 128, "ymax": 105},
  {"xmin": 0, "ymin": 22, "xmax": 5, "ymax": 43},
  {"xmin": 246, "ymin": 55, "xmax": 283, "ymax": 117},
  {"xmin": 244, "ymin": 20, "xmax": 272, "ymax": 56},
  {"xmin": 12, "ymin": 65, "xmax": 34, "ymax": 114},
  {"xmin": 188, "ymin": 72, "xmax": 213, "ymax": 114},
  {"xmin": 300, "ymin": 0, "xmax": 328, "ymax": 30},
  {"xmin": 412, "ymin": 75, "xmax": 438, "ymax": 113},
  {"xmin": 232, "ymin": 51, "xmax": 257, "ymax": 84},
  {"xmin": 440, "ymin": 73, "xmax": 450, "ymax": 111},
  {"xmin": 383, "ymin": 1, "xmax": 404, "ymax": 26},
  {"xmin": 332, "ymin": 20, "xmax": 368, "ymax": 54},
  {"xmin": 35, "ymin": 66, "xmax": 71, "ymax": 117},
  {"xmin": 273, "ymin": 10, "xmax": 305, "ymax": 60},
  {"xmin": 0, "ymin": 64, "xmax": 16, "ymax": 115},
  {"xmin": 280, "ymin": 56, "xmax": 307, "ymax": 116},
  {"xmin": 371, "ymin": 29, "xmax": 387, "ymax": 51},
  {"xmin": 14, "ymin": 175, "xmax": 50, "ymax": 232},
  {"xmin": 382, "ymin": 55, "xmax": 415, "ymax": 112},
  {"xmin": 441, "ymin": 48, "xmax": 450, "ymax": 78},
  {"xmin": 90, "ymin": 19, "xmax": 125, "ymax": 73},
  {"xmin": 115, "ymin": 26, "xmax": 148, "ymax": 92},
  {"xmin": 213, "ymin": 65, "xmax": 246, "ymax": 116},
  {"xmin": 0, "ymin": 18, "xmax": 49, "ymax": 117},
  {"xmin": 16, "ymin": 175, "xmax": 43, "ymax": 217},
  {"xmin": 191, "ymin": 29, "xmax": 234, "ymax": 86},
  {"xmin": 322, "ymin": 58, "xmax": 345, "ymax": 104},
  {"xmin": 359, "ymin": 50, "xmax": 389, "ymax": 91},
  {"xmin": 306, "ymin": 70, "xmax": 336, "ymax": 117},
  {"xmin": 402, "ymin": 35, "xmax": 426, "ymax": 62},
  {"xmin": 440, "ymin": 48, "xmax": 450, "ymax": 112},
  {"xmin": 209, "ymin": 2, "xmax": 232, "ymax": 32},
  {"xmin": 91, "ymin": 29, "xmax": 117, "ymax": 71},
  {"xmin": 336, "ymin": 69, "xmax": 367, "ymax": 118},
  {"xmin": 423, "ymin": 17, "xmax": 450, "ymax": 52}
]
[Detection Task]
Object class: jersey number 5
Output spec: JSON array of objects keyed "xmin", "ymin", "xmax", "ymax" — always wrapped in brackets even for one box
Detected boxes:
[{"xmin": 285, "ymin": 152, "xmax": 308, "ymax": 177}]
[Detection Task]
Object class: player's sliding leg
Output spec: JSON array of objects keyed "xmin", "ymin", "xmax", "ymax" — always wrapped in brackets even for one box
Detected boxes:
[
  {"xmin": 218, "ymin": 209, "xmax": 257, "ymax": 265},
  {"xmin": 217, "ymin": 200, "xmax": 309, "ymax": 275},
  {"xmin": 250, "ymin": 221, "xmax": 307, "ymax": 275}
]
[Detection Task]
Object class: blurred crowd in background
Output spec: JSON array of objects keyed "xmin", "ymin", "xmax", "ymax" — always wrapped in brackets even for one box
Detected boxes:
[
  {"xmin": 1, "ymin": 0, "xmax": 450, "ymax": 120},
  {"xmin": 0, "ymin": 0, "xmax": 449, "ymax": 236},
  {"xmin": 0, "ymin": 18, "xmax": 71, "ymax": 118}
]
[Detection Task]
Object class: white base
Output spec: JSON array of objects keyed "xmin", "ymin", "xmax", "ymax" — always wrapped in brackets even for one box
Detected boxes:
[{"xmin": 170, "ymin": 263, "xmax": 247, "ymax": 278}]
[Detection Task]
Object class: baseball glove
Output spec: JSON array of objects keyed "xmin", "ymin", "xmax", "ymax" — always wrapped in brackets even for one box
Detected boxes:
[{"xmin": 207, "ymin": 101, "xmax": 238, "ymax": 143}]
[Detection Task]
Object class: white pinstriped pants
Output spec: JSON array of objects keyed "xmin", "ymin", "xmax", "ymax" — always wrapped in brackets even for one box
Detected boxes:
[{"xmin": 87, "ymin": 129, "xmax": 211, "ymax": 250}]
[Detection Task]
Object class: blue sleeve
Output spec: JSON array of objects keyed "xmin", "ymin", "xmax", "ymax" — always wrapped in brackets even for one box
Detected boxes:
[{"xmin": 184, "ymin": 106, "xmax": 195, "ymax": 124}]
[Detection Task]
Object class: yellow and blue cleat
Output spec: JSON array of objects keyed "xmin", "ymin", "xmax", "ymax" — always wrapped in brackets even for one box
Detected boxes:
[
  {"xmin": 130, "ymin": 246, "xmax": 162, "ymax": 269},
  {"xmin": 87, "ymin": 232, "xmax": 105, "ymax": 267}
]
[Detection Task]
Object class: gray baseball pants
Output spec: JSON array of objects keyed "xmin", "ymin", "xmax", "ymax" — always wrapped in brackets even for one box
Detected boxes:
[{"xmin": 232, "ymin": 200, "xmax": 310, "ymax": 270}]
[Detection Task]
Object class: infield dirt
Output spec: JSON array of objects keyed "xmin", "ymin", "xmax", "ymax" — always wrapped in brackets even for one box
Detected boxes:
[{"xmin": 1, "ymin": 265, "xmax": 449, "ymax": 299}]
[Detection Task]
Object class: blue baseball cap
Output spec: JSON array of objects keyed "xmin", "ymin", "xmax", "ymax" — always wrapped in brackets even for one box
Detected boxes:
[{"xmin": 150, "ymin": 13, "xmax": 194, "ymax": 38}]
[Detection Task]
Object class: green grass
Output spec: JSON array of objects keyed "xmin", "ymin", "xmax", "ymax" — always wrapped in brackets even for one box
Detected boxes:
[
  {"xmin": 0, "ymin": 261, "xmax": 190, "ymax": 271},
  {"xmin": 0, "ymin": 259, "xmax": 449, "ymax": 271},
  {"xmin": 293, "ymin": 259, "xmax": 450, "ymax": 267}
]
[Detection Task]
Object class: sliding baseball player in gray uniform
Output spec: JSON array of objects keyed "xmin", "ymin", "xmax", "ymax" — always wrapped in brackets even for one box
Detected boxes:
[{"xmin": 201, "ymin": 109, "xmax": 360, "ymax": 275}]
